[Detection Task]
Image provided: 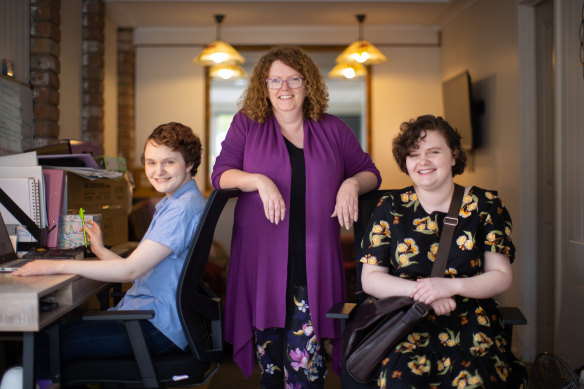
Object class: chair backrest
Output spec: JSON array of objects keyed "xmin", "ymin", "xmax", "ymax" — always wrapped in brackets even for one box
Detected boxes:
[
  {"xmin": 176, "ymin": 188, "xmax": 240, "ymax": 362},
  {"xmin": 353, "ymin": 190, "xmax": 388, "ymax": 298}
]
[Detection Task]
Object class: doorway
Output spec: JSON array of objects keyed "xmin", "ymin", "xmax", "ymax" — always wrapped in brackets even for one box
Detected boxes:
[{"xmin": 534, "ymin": 0, "xmax": 555, "ymax": 355}]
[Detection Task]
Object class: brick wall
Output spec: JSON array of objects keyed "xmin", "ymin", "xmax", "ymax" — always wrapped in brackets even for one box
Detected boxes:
[
  {"xmin": 81, "ymin": 0, "xmax": 104, "ymax": 144},
  {"xmin": 30, "ymin": 0, "xmax": 61, "ymax": 147},
  {"xmin": 117, "ymin": 28, "xmax": 135, "ymax": 170},
  {"xmin": 29, "ymin": 0, "xmax": 134, "ymax": 161}
]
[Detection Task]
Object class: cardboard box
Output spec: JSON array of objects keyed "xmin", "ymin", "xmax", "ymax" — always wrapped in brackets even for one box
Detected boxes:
[
  {"xmin": 66, "ymin": 173, "xmax": 129, "ymax": 209},
  {"xmin": 99, "ymin": 210, "xmax": 130, "ymax": 247},
  {"xmin": 66, "ymin": 173, "xmax": 130, "ymax": 246}
]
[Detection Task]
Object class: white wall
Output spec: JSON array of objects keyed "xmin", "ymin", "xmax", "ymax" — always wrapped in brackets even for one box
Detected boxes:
[
  {"xmin": 371, "ymin": 46, "xmax": 442, "ymax": 188},
  {"xmin": 135, "ymin": 46, "xmax": 206, "ymax": 188}
]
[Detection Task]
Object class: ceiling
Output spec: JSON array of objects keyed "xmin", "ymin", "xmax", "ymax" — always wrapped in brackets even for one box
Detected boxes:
[{"xmin": 105, "ymin": 0, "xmax": 466, "ymax": 29}]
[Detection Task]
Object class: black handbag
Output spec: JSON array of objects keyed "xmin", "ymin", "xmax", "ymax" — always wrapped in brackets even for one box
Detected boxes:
[{"xmin": 342, "ymin": 184, "xmax": 465, "ymax": 383}]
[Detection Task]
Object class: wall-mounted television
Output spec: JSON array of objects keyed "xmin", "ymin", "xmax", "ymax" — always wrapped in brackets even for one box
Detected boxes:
[{"xmin": 441, "ymin": 70, "xmax": 483, "ymax": 151}]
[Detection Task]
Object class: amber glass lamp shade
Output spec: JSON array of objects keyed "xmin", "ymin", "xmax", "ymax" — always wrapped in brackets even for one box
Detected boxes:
[
  {"xmin": 194, "ymin": 40, "xmax": 245, "ymax": 66},
  {"xmin": 209, "ymin": 63, "xmax": 248, "ymax": 80},
  {"xmin": 336, "ymin": 40, "xmax": 387, "ymax": 65},
  {"xmin": 328, "ymin": 62, "xmax": 367, "ymax": 79}
]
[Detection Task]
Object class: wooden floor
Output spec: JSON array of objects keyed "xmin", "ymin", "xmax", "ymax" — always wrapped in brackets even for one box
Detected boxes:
[
  {"xmin": 44, "ymin": 361, "xmax": 339, "ymax": 389},
  {"xmin": 198, "ymin": 360, "xmax": 341, "ymax": 389}
]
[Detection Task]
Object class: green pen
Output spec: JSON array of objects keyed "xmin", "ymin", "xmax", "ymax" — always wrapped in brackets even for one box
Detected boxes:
[{"xmin": 79, "ymin": 208, "xmax": 87, "ymax": 247}]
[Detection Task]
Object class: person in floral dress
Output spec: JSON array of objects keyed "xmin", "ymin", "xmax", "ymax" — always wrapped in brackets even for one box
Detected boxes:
[{"xmin": 359, "ymin": 115, "xmax": 527, "ymax": 388}]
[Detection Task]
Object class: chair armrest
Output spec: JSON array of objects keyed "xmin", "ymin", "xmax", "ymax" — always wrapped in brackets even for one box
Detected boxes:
[
  {"xmin": 498, "ymin": 306, "xmax": 527, "ymax": 326},
  {"xmin": 82, "ymin": 309, "xmax": 158, "ymax": 387},
  {"xmin": 326, "ymin": 302, "xmax": 357, "ymax": 334},
  {"xmin": 82, "ymin": 310, "xmax": 155, "ymax": 321},
  {"xmin": 326, "ymin": 302, "xmax": 357, "ymax": 320}
]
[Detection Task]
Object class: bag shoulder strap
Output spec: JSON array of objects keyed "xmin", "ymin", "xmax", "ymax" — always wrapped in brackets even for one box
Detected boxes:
[{"xmin": 430, "ymin": 184, "xmax": 465, "ymax": 278}]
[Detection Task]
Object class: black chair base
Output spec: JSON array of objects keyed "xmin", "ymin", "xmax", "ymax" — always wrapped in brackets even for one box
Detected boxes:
[{"xmin": 61, "ymin": 353, "xmax": 213, "ymax": 388}]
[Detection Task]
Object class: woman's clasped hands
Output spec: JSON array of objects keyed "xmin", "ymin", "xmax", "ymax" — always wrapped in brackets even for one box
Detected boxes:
[{"xmin": 410, "ymin": 277, "xmax": 458, "ymax": 316}]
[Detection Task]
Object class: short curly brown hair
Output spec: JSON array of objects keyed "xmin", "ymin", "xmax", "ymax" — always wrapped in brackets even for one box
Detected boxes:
[
  {"xmin": 239, "ymin": 45, "xmax": 329, "ymax": 123},
  {"xmin": 392, "ymin": 115, "xmax": 467, "ymax": 177},
  {"xmin": 141, "ymin": 122, "xmax": 202, "ymax": 176}
]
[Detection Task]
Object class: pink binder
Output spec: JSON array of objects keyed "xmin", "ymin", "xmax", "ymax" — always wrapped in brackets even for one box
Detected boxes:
[{"xmin": 42, "ymin": 168, "xmax": 66, "ymax": 248}]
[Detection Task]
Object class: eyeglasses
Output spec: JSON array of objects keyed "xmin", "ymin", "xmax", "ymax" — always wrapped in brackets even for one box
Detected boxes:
[{"xmin": 265, "ymin": 77, "xmax": 305, "ymax": 90}]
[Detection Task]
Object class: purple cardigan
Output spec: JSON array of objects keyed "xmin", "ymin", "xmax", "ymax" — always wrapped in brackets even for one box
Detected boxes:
[{"xmin": 211, "ymin": 111, "xmax": 381, "ymax": 377}]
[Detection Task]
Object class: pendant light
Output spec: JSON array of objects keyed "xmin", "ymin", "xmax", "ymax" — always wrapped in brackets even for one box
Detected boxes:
[
  {"xmin": 336, "ymin": 14, "xmax": 387, "ymax": 65},
  {"xmin": 328, "ymin": 62, "xmax": 367, "ymax": 79},
  {"xmin": 194, "ymin": 14, "xmax": 245, "ymax": 66},
  {"xmin": 209, "ymin": 63, "xmax": 248, "ymax": 80}
]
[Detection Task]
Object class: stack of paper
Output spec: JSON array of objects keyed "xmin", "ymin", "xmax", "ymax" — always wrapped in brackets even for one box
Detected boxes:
[{"xmin": 0, "ymin": 151, "xmax": 48, "ymax": 243}]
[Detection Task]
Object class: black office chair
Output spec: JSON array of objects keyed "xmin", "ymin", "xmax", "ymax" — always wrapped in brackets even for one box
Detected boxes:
[
  {"xmin": 58, "ymin": 188, "xmax": 240, "ymax": 388},
  {"xmin": 328, "ymin": 189, "xmax": 527, "ymax": 389}
]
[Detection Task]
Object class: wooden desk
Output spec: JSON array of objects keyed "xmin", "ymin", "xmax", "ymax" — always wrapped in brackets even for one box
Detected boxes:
[{"xmin": 0, "ymin": 273, "xmax": 108, "ymax": 388}]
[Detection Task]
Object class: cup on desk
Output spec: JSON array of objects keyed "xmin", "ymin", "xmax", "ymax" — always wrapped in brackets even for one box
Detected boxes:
[{"xmin": 58, "ymin": 214, "xmax": 102, "ymax": 249}]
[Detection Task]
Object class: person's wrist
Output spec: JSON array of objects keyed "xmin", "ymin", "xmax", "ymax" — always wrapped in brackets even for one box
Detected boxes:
[
  {"xmin": 344, "ymin": 176, "xmax": 358, "ymax": 187},
  {"xmin": 452, "ymin": 278, "xmax": 463, "ymax": 296},
  {"xmin": 55, "ymin": 260, "xmax": 66, "ymax": 274},
  {"xmin": 408, "ymin": 280, "xmax": 418, "ymax": 298},
  {"xmin": 90, "ymin": 244, "xmax": 105, "ymax": 256},
  {"xmin": 252, "ymin": 173, "xmax": 266, "ymax": 190}
]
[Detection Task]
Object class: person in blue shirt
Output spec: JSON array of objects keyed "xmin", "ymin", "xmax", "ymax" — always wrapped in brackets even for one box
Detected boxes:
[{"xmin": 13, "ymin": 122, "xmax": 206, "ymax": 376}]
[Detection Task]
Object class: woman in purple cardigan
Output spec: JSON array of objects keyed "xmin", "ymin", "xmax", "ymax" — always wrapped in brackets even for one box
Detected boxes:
[{"xmin": 211, "ymin": 45, "xmax": 381, "ymax": 388}]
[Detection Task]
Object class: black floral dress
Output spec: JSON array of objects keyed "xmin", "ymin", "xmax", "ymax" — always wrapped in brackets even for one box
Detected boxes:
[{"xmin": 359, "ymin": 186, "xmax": 527, "ymax": 389}]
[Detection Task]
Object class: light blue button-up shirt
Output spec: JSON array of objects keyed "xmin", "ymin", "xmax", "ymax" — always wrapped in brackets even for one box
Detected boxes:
[{"xmin": 114, "ymin": 179, "xmax": 206, "ymax": 349}]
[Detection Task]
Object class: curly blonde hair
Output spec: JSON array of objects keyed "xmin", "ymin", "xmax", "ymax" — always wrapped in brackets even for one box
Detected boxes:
[{"xmin": 239, "ymin": 45, "xmax": 329, "ymax": 123}]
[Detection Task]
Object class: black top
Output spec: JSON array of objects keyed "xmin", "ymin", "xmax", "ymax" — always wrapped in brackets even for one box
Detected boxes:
[{"xmin": 284, "ymin": 137, "xmax": 307, "ymax": 286}]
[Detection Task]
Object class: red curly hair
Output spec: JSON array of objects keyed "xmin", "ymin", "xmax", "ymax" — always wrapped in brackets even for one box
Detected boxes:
[{"xmin": 239, "ymin": 45, "xmax": 329, "ymax": 123}]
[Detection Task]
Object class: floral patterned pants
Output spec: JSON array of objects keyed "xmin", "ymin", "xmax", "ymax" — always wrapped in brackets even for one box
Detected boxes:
[{"xmin": 254, "ymin": 284, "xmax": 328, "ymax": 389}]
